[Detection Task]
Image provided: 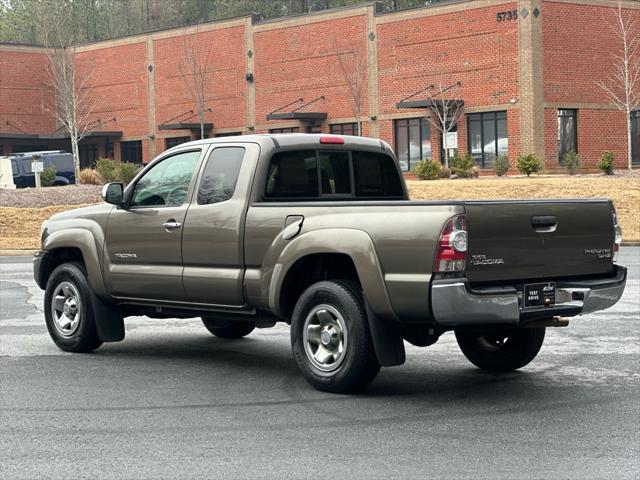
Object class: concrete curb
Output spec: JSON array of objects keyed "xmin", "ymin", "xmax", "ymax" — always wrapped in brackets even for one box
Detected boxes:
[{"xmin": 0, "ymin": 250, "xmax": 37, "ymax": 256}]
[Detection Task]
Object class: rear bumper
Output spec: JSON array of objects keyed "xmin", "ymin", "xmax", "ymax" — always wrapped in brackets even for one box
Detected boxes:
[{"xmin": 431, "ymin": 265, "xmax": 627, "ymax": 327}]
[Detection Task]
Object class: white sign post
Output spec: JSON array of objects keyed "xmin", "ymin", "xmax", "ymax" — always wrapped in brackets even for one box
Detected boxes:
[
  {"xmin": 32, "ymin": 160, "xmax": 44, "ymax": 189},
  {"xmin": 444, "ymin": 131, "xmax": 458, "ymax": 150}
]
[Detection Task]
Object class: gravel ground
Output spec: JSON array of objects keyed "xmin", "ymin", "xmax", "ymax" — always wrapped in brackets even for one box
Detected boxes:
[{"xmin": 0, "ymin": 185, "xmax": 102, "ymax": 208}]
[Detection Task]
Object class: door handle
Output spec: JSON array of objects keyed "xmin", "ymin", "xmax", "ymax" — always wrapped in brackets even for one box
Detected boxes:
[
  {"xmin": 531, "ymin": 215, "xmax": 557, "ymax": 233},
  {"xmin": 162, "ymin": 219, "xmax": 182, "ymax": 231}
]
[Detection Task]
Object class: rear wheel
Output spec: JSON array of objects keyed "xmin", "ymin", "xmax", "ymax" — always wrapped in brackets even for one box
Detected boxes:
[
  {"xmin": 291, "ymin": 280, "xmax": 380, "ymax": 393},
  {"xmin": 201, "ymin": 318, "xmax": 255, "ymax": 339},
  {"xmin": 455, "ymin": 327, "xmax": 545, "ymax": 372},
  {"xmin": 44, "ymin": 262, "xmax": 103, "ymax": 352}
]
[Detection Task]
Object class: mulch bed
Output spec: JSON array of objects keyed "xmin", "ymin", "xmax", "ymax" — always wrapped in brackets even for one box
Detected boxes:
[{"xmin": 0, "ymin": 185, "xmax": 102, "ymax": 208}]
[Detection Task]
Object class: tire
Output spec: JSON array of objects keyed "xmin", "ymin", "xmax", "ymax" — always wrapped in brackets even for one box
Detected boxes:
[
  {"xmin": 290, "ymin": 280, "xmax": 380, "ymax": 393},
  {"xmin": 455, "ymin": 327, "xmax": 546, "ymax": 372},
  {"xmin": 201, "ymin": 317, "xmax": 255, "ymax": 339},
  {"xmin": 44, "ymin": 262, "xmax": 103, "ymax": 353}
]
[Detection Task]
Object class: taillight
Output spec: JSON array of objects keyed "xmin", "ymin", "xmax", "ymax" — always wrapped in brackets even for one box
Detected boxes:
[
  {"xmin": 612, "ymin": 205, "xmax": 622, "ymax": 263},
  {"xmin": 434, "ymin": 214, "xmax": 468, "ymax": 273}
]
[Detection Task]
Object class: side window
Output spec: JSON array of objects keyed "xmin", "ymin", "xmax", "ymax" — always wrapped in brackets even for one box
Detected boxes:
[
  {"xmin": 352, "ymin": 151, "xmax": 403, "ymax": 197},
  {"xmin": 197, "ymin": 147, "xmax": 245, "ymax": 205},
  {"xmin": 317, "ymin": 151, "xmax": 351, "ymax": 195},
  {"xmin": 265, "ymin": 150, "xmax": 318, "ymax": 198},
  {"xmin": 130, "ymin": 150, "xmax": 200, "ymax": 208},
  {"xmin": 11, "ymin": 160, "xmax": 18, "ymax": 175}
]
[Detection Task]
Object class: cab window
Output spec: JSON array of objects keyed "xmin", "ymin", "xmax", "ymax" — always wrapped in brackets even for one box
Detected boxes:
[
  {"xmin": 197, "ymin": 147, "xmax": 245, "ymax": 205},
  {"xmin": 130, "ymin": 150, "xmax": 200, "ymax": 208}
]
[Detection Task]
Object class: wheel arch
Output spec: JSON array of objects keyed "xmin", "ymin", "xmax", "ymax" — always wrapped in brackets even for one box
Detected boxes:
[
  {"xmin": 40, "ymin": 228, "xmax": 108, "ymax": 297},
  {"xmin": 270, "ymin": 229, "xmax": 397, "ymax": 322}
]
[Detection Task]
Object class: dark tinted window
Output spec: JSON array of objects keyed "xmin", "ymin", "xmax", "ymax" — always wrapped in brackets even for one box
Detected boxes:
[
  {"xmin": 318, "ymin": 151, "xmax": 351, "ymax": 195},
  {"xmin": 631, "ymin": 111, "xmax": 639, "ymax": 166},
  {"xmin": 165, "ymin": 136, "xmax": 190, "ymax": 150},
  {"xmin": 197, "ymin": 147, "xmax": 245, "ymax": 205},
  {"xmin": 265, "ymin": 150, "xmax": 318, "ymax": 198},
  {"xmin": 558, "ymin": 109, "xmax": 577, "ymax": 163},
  {"xmin": 352, "ymin": 151, "xmax": 403, "ymax": 197},
  {"xmin": 121, "ymin": 140, "xmax": 143, "ymax": 164}
]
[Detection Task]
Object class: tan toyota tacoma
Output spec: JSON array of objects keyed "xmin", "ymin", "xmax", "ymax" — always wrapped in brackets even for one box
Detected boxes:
[{"xmin": 34, "ymin": 134, "xmax": 627, "ymax": 393}]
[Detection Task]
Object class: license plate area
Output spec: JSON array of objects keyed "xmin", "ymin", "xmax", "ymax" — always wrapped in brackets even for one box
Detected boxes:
[{"xmin": 524, "ymin": 282, "xmax": 556, "ymax": 308}]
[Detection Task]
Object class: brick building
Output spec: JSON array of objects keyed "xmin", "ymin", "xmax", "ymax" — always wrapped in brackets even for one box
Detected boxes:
[{"xmin": 1, "ymin": 0, "xmax": 639, "ymax": 172}]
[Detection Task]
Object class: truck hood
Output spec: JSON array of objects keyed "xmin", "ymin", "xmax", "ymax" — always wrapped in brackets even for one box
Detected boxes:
[{"xmin": 48, "ymin": 203, "xmax": 113, "ymax": 222}]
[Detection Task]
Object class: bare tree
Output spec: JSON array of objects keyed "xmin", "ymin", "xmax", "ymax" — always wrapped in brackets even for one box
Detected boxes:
[
  {"xmin": 179, "ymin": 29, "xmax": 213, "ymax": 139},
  {"xmin": 335, "ymin": 44, "xmax": 367, "ymax": 136},
  {"xmin": 36, "ymin": 7, "xmax": 97, "ymax": 181},
  {"xmin": 597, "ymin": 4, "xmax": 640, "ymax": 170},
  {"xmin": 425, "ymin": 80, "xmax": 464, "ymax": 169}
]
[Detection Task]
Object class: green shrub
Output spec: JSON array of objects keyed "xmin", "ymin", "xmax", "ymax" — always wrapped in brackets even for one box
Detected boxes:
[
  {"xmin": 450, "ymin": 153, "xmax": 475, "ymax": 178},
  {"xmin": 96, "ymin": 158, "xmax": 118, "ymax": 183},
  {"xmin": 412, "ymin": 159, "xmax": 441, "ymax": 180},
  {"xmin": 516, "ymin": 153, "xmax": 542, "ymax": 177},
  {"xmin": 563, "ymin": 150, "xmax": 581, "ymax": 175},
  {"xmin": 119, "ymin": 162, "xmax": 142, "ymax": 185},
  {"xmin": 40, "ymin": 165, "xmax": 56, "ymax": 187},
  {"xmin": 494, "ymin": 155, "xmax": 510, "ymax": 177},
  {"xmin": 598, "ymin": 151, "xmax": 615, "ymax": 175},
  {"xmin": 439, "ymin": 166, "xmax": 451, "ymax": 179}
]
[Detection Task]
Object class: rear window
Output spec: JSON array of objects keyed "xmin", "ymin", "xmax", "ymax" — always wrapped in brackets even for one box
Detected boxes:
[{"xmin": 265, "ymin": 149, "xmax": 403, "ymax": 200}]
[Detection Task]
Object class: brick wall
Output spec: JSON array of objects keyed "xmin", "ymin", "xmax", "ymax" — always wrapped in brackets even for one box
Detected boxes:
[
  {"xmin": 543, "ymin": 0, "xmax": 640, "ymax": 168},
  {"xmin": 1, "ymin": 0, "xmax": 639, "ymax": 169},
  {"xmin": 0, "ymin": 48, "xmax": 55, "ymax": 136}
]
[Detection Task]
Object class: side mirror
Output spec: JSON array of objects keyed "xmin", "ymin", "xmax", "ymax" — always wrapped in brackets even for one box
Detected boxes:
[{"xmin": 101, "ymin": 182, "xmax": 124, "ymax": 206}]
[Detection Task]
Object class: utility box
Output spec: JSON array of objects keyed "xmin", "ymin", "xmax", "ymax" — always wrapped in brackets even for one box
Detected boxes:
[{"xmin": 0, "ymin": 156, "xmax": 16, "ymax": 189}]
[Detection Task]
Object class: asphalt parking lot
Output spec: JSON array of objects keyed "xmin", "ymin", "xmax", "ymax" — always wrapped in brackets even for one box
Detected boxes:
[{"xmin": 1, "ymin": 248, "xmax": 639, "ymax": 479}]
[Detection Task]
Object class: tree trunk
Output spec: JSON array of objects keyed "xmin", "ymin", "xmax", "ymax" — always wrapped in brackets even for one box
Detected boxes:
[
  {"xmin": 199, "ymin": 107, "xmax": 205, "ymax": 140},
  {"xmin": 627, "ymin": 111, "xmax": 633, "ymax": 170},
  {"xmin": 70, "ymin": 136, "xmax": 80, "ymax": 183}
]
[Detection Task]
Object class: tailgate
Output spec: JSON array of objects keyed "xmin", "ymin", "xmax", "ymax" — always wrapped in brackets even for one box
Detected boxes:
[{"xmin": 464, "ymin": 200, "xmax": 615, "ymax": 283}]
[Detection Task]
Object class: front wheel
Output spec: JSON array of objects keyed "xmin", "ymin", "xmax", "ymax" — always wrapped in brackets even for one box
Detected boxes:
[
  {"xmin": 44, "ymin": 262, "xmax": 103, "ymax": 353},
  {"xmin": 291, "ymin": 280, "xmax": 380, "ymax": 393},
  {"xmin": 455, "ymin": 328, "xmax": 546, "ymax": 372}
]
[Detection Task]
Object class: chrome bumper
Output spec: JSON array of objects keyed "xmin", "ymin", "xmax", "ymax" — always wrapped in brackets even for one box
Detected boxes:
[{"xmin": 431, "ymin": 266, "xmax": 627, "ymax": 326}]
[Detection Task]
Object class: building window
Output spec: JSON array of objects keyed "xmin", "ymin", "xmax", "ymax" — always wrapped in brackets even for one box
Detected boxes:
[
  {"xmin": 467, "ymin": 111, "xmax": 508, "ymax": 168},
  {"xmin": 79, "ymin": 144, "xmax": 99, "ymax": 169},
  {"xmin": 632, "ymin": 111, "xmax": 640, "ymax": 166},
  {"xmin": 269, "ymin": 127, "xmax": 300, "ymax": 134},
  {"xmin": 214, "ymin": 132, "xmax": 242, "ymax": 137},
  {"xmin": 393, "ymin": 118, "xmax": 431, "ymax": 172},
  {"xmin": 165, "ymin": 136, "xmax": 190, "ymax": 150},
  {"xmin": 105, "ymin": 140, "xmax": 114, "ymax": 160},
  {"xmin": 120, "ymin": 140, "xmax": 143, "ymax": 164},
  {"xmin": 329, "ymin": 123, "xmax": 358, "ymax": 135},
  {"xmin": 558, "ymin": 109, "xmax": 578, "ymax": 163}
]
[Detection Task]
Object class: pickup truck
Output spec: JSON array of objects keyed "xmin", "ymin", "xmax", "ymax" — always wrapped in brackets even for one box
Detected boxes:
[{"xmin": 34, "ymin": 134, "xmax": 627, "ymax": 393}]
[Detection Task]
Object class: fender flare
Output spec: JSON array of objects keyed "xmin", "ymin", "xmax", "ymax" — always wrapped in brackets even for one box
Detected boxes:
[
  {"xmin": 42, "ymin": 228, "xmax": 124, "ymax": 343},
  {"xmin": 270, "ymin": 228, "xmax": 405, "ymax": 367}
]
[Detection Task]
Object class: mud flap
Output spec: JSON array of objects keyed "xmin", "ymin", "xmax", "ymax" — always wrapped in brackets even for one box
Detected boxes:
[
  {"xmin": 365, "ymin": 302, "xmax": 405, "ymax": 367},
  {"xmin": 89, "ymin": 289, "xmax": 125, "ymax": 342}
]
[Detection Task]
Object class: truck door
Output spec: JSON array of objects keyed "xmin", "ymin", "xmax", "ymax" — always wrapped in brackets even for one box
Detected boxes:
[
  {"xmin": 181, "ymin": 143, "xmax": 259, "ymax": 306},
  {"xmin": 103, "ymin": 148, "xmax": 202, "ymax": 302}
]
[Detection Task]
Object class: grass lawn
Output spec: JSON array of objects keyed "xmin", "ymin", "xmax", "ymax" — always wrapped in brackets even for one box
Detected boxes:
[{"xmin": 0, "ymin": 176, "xmax": 638, "ymax": 250}]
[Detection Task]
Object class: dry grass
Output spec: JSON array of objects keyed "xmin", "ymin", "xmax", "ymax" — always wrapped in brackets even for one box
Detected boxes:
[
  {"xmin": 407, "ymin": 176, "xmax": 640, "ymax": 242},
  {"xmin": 0, "ymin": 205, "xmax": 94, "ymax": 250},
  {"xmin": 0, "ymin": 176, "xmax": 638, "ymax": 250}
]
